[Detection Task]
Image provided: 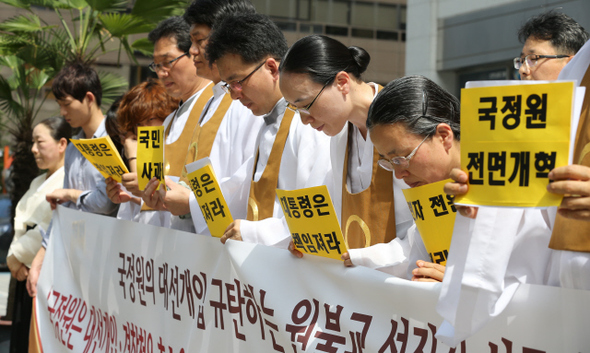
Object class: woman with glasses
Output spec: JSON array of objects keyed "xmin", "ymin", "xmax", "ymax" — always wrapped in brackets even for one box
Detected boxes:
[
  {"xmin": 367, "ymin": 76, "xmax": 555, "ymax": 345},
  {"xmin": 279, "ymin": 35, "xmax": 414, "ymax": 277}
]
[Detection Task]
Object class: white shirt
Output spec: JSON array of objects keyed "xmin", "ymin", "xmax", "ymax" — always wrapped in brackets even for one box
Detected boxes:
[
  {"xmin": 162, "ymin": 85, "xmax": 210, "ymax": 146},
  {"xmin": 239, "ymin": 98, "xmax": 332, "ymax": 247},
  {"xmin": 9, "ymin": 168, "xmax": 64, "ymax": 267},
  {"xmin": 188, "ymin": 82, "xmax": 264, "ymax": 235},
  {"xmin": 435, "ymin": 207, "xmax": 553, "ymax": 347}
]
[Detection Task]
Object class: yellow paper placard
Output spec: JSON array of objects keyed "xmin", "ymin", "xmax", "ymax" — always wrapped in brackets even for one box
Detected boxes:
[
  {"xmin": 137, "ymin": 126, "xmax": 165, "ymax": 190},
  {"xmin": 458, "ymin": 81, "xmax": 574, "ymax": 207},
  {"xmin": 187, "ymin": 164, "xmax": 233, "ymax": 238},
  {"xmin": 402, "ymin": 179, "xmax": 456, "ymax": 266},
  {"xmin": 70, "ymin": 136, "xmax": 128, "ymax": 183},
  {"xmin": 276, "ymin": 186, "xmax": 348, "ymax": 261}
]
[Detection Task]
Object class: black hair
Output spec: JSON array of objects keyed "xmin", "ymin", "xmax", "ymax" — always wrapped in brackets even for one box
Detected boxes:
[
  {"xmin": 148, "ymin": 16, "xmax": 192, "ymax": 53},
  {"xmin": 183, "ymin": 0, "xmax": 255, "ymax": 29},
  {"xmin": 518, "ymin": 10, "xmax": 589, "ymax": 55},
  {"xmin": 206, "ymin": 12, "xmax": 289, "ymax": 65},
  {"xmin": 52, "ymin": 61, "xmax": 102, "ymax": 106},
  {"xmin": 280, "ymin": 35, "xmax": 370, "ymax": 85},
  {"xmin": 367, "ymin": 75, "xmax": 461, "ymax": 140},
  {"xmin": 104, "ymin": 96, "xmax": 127, "ymax": 166},
  {"xmin": 38, "ymin": 116, "xmax": 72, "ymax": 143}
]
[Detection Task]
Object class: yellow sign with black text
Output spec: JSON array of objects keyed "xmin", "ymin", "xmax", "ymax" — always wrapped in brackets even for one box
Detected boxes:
[
  {"xmin": 458, "ymin": 81, "xmax": 574, "ymax": 207},
  {"xmin": 276, "ymin": 186, "xmax": 348, "ymax": 261},
  {"xmin": 402, "ymin": 179, "xmax": 456, "ymax": 266},
  {"xmin": 137, "ymin": 126, "xmax": 165, "ymax": 190},
  {"xmin": 70, "ymin": 136, "xmax": 128, "ymax": 183},
  {"xmin": 186, "ymin": 159, "xmax": 233, "ymax": 238}
]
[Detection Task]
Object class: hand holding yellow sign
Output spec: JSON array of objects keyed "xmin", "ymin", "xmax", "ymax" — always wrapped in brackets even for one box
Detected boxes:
[
  {"xmin": 402, "ymin": 179, "xmax": 456, "ymax": 266},
  {"xmin": 70, "ymin": 136, "xmax": 128, "ymax": 182},
  {"xmin": 276, "ymin": 186, "xmax": 348, "ymax": 261},
  {"xmin": 458, "ymin": 81, "xmax": 578, "ymax": 207},
  {"xmin": 185, "ymin": 158, "xmax": 233, "ymax": 238},
  {"xmin": 137, "ymin": 126, "xmax": 165, "ymax": 190}
]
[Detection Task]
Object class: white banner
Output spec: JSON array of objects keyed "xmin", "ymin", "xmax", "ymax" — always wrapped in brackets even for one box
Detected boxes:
[{"xmin": 35, "ymin": 206, "xmax": 590, "ymax": 352}]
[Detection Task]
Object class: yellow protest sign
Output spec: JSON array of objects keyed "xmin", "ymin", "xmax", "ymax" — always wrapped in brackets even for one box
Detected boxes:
[
  {"xmin": 276, "ymin": 186, "xmax": 347, "ymax": 261},
  {"xmin": 402, "ymin": 179, "xmax": 456, "ymax": 266},
  {"xmin": 185, "ymin": 158, "xmax": 233, "ymax": 238},
  {"xmin": 137, "ymin": 126, "xmax": 165, "ymax": 190},
  {"xmin": 458, "ymin": 81, "xmax": 574, "ymax": 207},
  {"xmin": 70, "ymin": 136, "xmax": 128, "ymax": 183}
]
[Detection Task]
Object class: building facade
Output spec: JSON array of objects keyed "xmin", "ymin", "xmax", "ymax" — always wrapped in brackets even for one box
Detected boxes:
[{"xmin": 406, "ymin": 0, "xmax": 590, "ymax": 96}]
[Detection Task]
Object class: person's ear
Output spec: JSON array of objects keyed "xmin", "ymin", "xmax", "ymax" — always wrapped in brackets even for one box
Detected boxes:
[
  {"xmin": 84, "ymin": 92, "xmax": 97, "ymax": 107},
  {"xmin": 58, "ymin": 138, "xmax": 68, "ymax": 154},
  {"xmin": 436, "ymin": 123, "xmax": 455, "ymax": 151},
  {"xmin": 267, "ymin": 58, "xmax": 280, "ymax": 80},
  {"xmin": 334, "ymin": 71, "xmax": 351, "ymax": 95}
]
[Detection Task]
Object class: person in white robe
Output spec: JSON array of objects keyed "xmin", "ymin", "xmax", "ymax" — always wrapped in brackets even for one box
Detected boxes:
[
  {"xmin": 278, "ymin": 35, "xmax": 413, "ymax": 275},
  {"xmin": 205, "ymin": 13, "xmax": 332, "ymax": 248},
  {"xmin": 141, "ymin": 0, "xmax": 263, "ymax": 236}
]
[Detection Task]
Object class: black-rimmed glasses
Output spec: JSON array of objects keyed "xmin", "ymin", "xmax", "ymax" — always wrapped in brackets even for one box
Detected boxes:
[
  {"xmin": 149, "ymin": 52, "xmax": 189, "ymax": 73},
  {"xmin": 286, "ymin": 81, "xmax": 330, "ymax": 115},
  {"xmin": 513, "ymin": 54, "xmax": 570, "ymax": 70},
  {"xmin": 222, "ymin": 61, "xmax": 266, "ymax": 93}
]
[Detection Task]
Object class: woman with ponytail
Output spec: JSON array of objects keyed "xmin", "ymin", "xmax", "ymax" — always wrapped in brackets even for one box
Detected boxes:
[{"xmin": 279, "ymin": 35, "xmax": 413, "ymax": 277}]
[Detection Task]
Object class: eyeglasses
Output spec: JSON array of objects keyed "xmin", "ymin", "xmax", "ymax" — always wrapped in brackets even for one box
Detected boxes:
[
  {"xmin": 378, "ymin": 134, "xmax": 430, "ymax": 171},
  {"xmin": 513, "ymin": 54, "xmax": 570, "ymax": 70},
  {"xmin": 222, "ymin": 61, "xmax": 265, "ymax": 93},
  {"xmin": 149, "ymin": 52, "xmax": 189, "ymax": 73},
  {"xmin": 286, "ymin": 80, "xmax": 330, "ymax": 115}
]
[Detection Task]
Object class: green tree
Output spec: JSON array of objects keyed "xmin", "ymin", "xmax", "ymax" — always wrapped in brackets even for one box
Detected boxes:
[{"xmin": 0, "ymin": 0, "xmax": 187, "ymax": 225}]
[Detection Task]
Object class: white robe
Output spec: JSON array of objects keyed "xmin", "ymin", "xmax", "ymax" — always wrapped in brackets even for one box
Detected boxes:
[
  {"xmin": 435, "ymin": 207, "xmax": 553, "ymax": 347},
  {"xmin": 239, "ymin": 98, "xmax": 332, "ymax": 248},
  {"xmin": 188, "ymin": 82, "xmax": 264, "ymax": 235},
  {"xmin": 9, "ymin": 168, "xmax": 64, "ymax": 267},
  {"xmin": 336, "ymin": 83, "xmax": 415, "ymax": 277}
]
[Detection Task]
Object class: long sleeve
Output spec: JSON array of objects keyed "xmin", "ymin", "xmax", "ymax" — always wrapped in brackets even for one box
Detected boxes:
[{"xmin": 435, "ymin": 208, "xmax": 553, "ymax": 347}]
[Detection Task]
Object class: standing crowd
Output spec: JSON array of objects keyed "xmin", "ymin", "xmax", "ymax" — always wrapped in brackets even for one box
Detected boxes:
[{"xmin": 7, "ymin": 1, "xmax": 590, "ymax": 350}]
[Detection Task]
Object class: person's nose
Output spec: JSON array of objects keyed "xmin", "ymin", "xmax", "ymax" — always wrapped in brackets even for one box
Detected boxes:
[
  {"xmin": 229, "ymin": 89, "xmax": 242, "ymax": 100},
  {"xmin": 394, "ymin": 166, "xmax": 410, "ymax": 180},
  {"xmin": 519, "ymin": 62, "xmax": 531, "ymax": 79},
  {"xmin": 300, "ymin": 113, "xmax": 314, "ymax": 125}
]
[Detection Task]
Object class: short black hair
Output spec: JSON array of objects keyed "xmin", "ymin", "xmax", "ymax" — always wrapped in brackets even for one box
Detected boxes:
[
  {"xmin": 148, "ymin": 16, "xmax": 192, "ymax": 53},
  {"xmin": 52, "ymin": 61, "xmax": 102, "ymax": 107},
  {"xmin": 367, "ymin": 75, "xmax": 461, "ymax": 141},
  {"xmin": 183, "ymin": 0, "xmax": 255, "ymax": 29},
  {"xmin": 206, "ymin": 13, "xmax": 288, "ymax": 65},
  {"xmin": 280, "ymin": 35, "xmax": 370, "ymax": 85},
  {"xmin": 518, "ymin": 10, "xmax": 589, "ymax": 55}
]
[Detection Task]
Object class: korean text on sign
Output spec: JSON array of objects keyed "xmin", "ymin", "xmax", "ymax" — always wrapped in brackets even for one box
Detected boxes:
[
  {"xmin": 137, "ymin": 126, "xmax": 165, "ymax": 190},
  {"xmin": 458, "ymin": 81, "xmax": 574, "ymax": 207},
  {"xmin": 276, "ymin": 186, "xmax": 347, "ymax": 261},
  {"xmin": 186, "ymin": 158, "xmax": 233, "ymax": 238},
  {"xmin": 70, "ymin": 135, "xmax": 128, "ymax": 182},
  {"xmin": 402, "ymin": 179, "xmax": 456, "ymax": 266}
]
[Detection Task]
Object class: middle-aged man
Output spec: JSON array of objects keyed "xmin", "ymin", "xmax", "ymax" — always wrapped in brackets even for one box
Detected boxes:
[
  {"xmin": 142, "ymin": 0, "xmax": 264, "ymax": 236},
  {"xmin": 206, "ymin": 12, "xmax": 332, "ymax": 247},
  {"xmin": 111, "ymin": 16, "xmax": 213, "ymax": 230}
]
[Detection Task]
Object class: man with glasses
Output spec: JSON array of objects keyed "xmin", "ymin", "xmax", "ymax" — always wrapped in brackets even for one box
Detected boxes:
[
  {"xmin": 514, "ymin": 10, "xmax": 588, "ymax": 81},
  {"xmin": 206, "ymin": 12, "xmax": 331, "ymax": 247},
  {"xmin": 142, "ymin": 0, "xmax": 264, "ymax": 236},
  {"xmin": 123, "ymin": 16, "xmax": 213, "ymax": 231}
]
